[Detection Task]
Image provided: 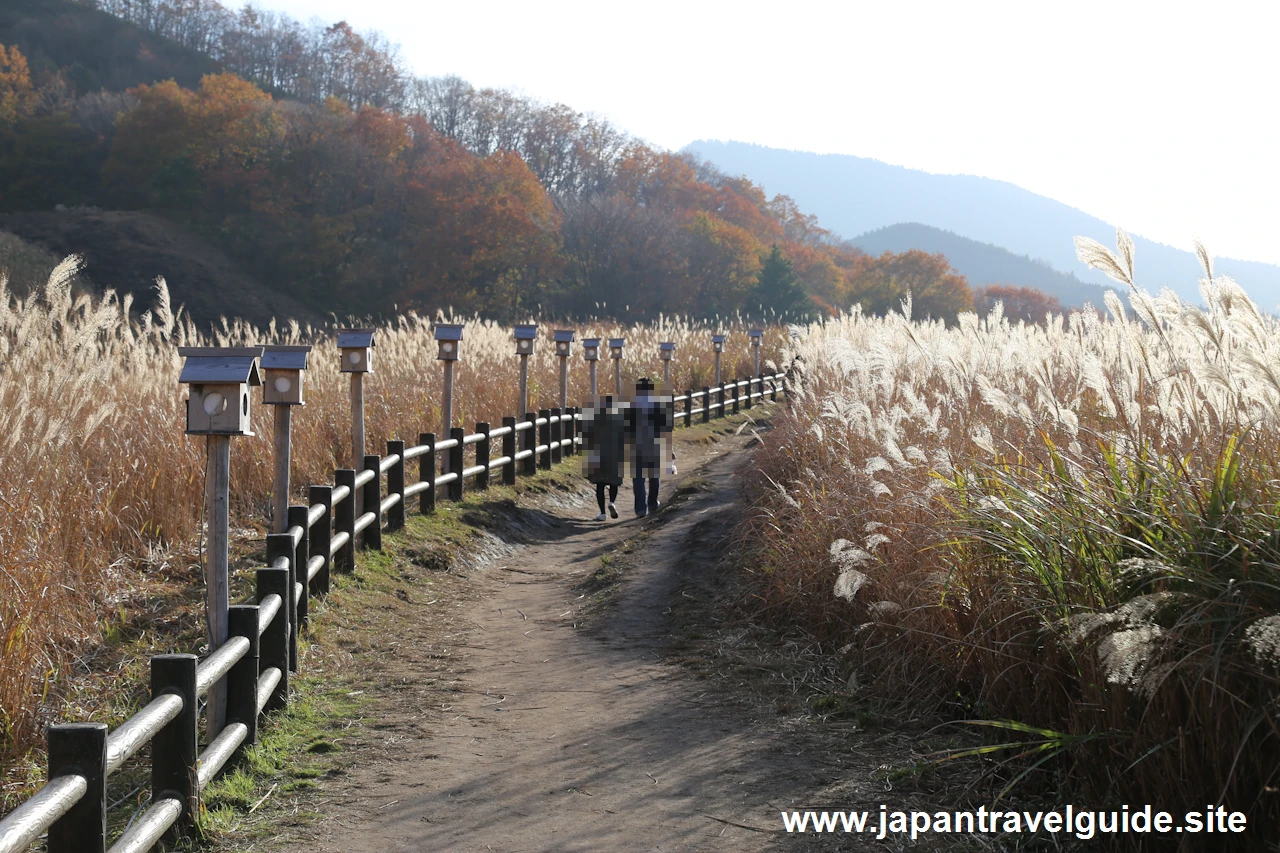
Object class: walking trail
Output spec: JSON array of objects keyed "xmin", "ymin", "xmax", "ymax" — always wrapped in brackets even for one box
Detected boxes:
[{"xmin": 287, "ymin": 420, "xmax": 902, "ymax": 852}]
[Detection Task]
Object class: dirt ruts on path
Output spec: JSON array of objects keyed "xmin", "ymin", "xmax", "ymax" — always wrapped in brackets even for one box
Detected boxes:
[{"xmin": 280, "ymin": 423, "xmax": 901, "ymax": 852}]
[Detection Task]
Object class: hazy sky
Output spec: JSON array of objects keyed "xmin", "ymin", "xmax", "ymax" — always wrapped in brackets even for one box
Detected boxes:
[{"xmin": 263, "ymin": 0, "xmax": 1278, "ymax": 266}]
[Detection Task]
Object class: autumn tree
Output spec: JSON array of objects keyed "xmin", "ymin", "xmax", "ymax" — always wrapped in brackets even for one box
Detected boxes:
[
  {"xmin": 845, "ymin": 250, "xmax": 972, "ymax": 324},
  {"xmin": 0, "ymin": 45, "xmax": 37, "ymax": 125},
  {"xmin": 973, "ymin": 284, "xmax": 1063, "ymax": 325}
]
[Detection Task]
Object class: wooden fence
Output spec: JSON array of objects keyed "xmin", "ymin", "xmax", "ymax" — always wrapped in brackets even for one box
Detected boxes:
[{"xmin": 0, "ymin": 371, "xmax": 786, "ymax": 853}]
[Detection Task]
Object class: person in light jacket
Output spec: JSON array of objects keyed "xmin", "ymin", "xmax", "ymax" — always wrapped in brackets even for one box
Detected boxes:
[
  {"xmin": 627, "ymin": 377, "xmax": 675, "ymax": 517},
  {"xmin": 581, "ymin": 395, "xmax": 625, "ymax": 520}
]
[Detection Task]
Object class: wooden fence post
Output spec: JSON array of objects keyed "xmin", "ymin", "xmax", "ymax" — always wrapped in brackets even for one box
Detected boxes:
[
  {"xmin": 334, "ymin": 469, "xmax": 356, "ymax": 571},
  {"xmin": 539, "ymin": 409, "xmax": 552, "ymax": 470},
  {"xmin": 362, "ymin": 454, "xmax": 382, "ymax": 551},
  {"xmin": 266, "ymin": 532, "xmax": 297, "ymax": 672},
  {"xmin": 387, "ymin": 440, "xmax": 406, "ymax": 531},
  {"xmin": 522, "ymin": 413, "xmax": 537, "ymax": 476},
  {"xmin": 449, "ymin": 427, "xmax": 465, "ymax": 502},
  {"xmin": 151, "ymin": 654, "xmax": 198, "ymax": 825},
  {"xmin": 419, "ymin": 433, "xmax": 436, "ymax": 515},
  {"xmin": 551, "ymin": 407, "xmax": 562, "ymax": 464},
  {"xmin": 256, "ymin": 567, "xmax": 289, "ymax": 711},
  {"xmin": 47, "ymin": 723, "xmax": 107, "ymax": 853},
  {"xmin": 476, "ymin": 423, "xmax": 490, "ymax": 489},
  {"xmin": 308, "ymin": 485, "xmax": 332, "ymax": 596},
  {"xmin": 732, "ymin": 379, "xmax": 740, "ymax": 414},
  {"xmin": 502, "ymin": 417, "xmax": 517, "ymax": 485},
  {"xmin": 227, "ymin": 605, "xmax": 259, "ymax": 749},
  {"xmin": 702, "ymin": 387, "xmax": 710, "ymax": 423},
  {"xmin": 772, "ymin": 374, "xmax": 779, "ymax": 402},
  {"xmin": 685, "ymin": 390, "xmax": 693, "ymax": 427},
  {"xmin": 745, "ymin": 375, "xmax": 753, "ymax": 409},
  {"xmin": 566, "ymin": 407, "xmax": 577, "ymax": 455},
  {"xmin": 287, "ymin": 505, "xmax": 309, "ymax": 630}
]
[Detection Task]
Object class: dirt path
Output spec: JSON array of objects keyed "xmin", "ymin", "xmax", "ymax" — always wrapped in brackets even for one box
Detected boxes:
[{"xmin": 288, "ymin": 423, "xmax": 899, "ymax": 852}]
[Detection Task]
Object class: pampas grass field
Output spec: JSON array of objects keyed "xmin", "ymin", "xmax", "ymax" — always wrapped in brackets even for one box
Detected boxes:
[
  {"xmin": 0, "ymin": 254, "xmax": 783, "ymax": 797},
  {"xmin": 740, "ymin": 232, "xmax": 1280, "ymax": 843}
]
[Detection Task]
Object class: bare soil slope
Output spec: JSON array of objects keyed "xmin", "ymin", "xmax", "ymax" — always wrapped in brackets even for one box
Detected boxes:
[{"xmin": 0, "ymin": 210, "xmax": 317, "ymax": 327}]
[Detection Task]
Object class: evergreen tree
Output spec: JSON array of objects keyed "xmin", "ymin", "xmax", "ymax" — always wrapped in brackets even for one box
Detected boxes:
[{"xmin": 753, "ymin": 244, "xmax": 815, "ymax": 321}]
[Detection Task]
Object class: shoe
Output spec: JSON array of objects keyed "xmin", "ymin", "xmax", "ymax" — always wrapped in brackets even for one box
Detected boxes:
[
  {"xmin": 636, "ymin": 509, "xmax": 648, "ymax": 518},
  {"xmin": 608, "ymin": 503, "xmax": 618, "ymax": 519},
  {"xmin": 595, "ymin": 512, "xmax": 607, "ymax": 521},
  {"xmin": 649, "ymin": 499, "xmax": 660, "ymax": 511}
]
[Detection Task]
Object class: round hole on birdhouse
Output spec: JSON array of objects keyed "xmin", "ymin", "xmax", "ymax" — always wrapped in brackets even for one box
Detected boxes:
[
  {"xmin": 349, "ymin": 351, "xmax": 362, "ymax": 365},
  {"xmin": 443, "ymin": 342, "xmax": 454, "ymax": 353},
  {"xmin": 203, "ymin": 392, "xmax": 226, "ymax": 415},
  {"xmin": 519, "ymin": 341, "xmax": 530, "ymax": 351},
  {"xmin": 274, "ymin": 376, "xmax": 292, "ymax": 394}
]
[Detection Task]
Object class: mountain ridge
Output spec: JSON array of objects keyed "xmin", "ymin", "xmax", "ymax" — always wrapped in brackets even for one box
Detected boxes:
[{"xmin": 685, "ymin": 140, "xmax": 1280, "ymax": 309}]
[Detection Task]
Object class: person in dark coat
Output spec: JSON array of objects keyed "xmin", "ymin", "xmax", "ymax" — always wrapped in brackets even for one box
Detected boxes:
[
  {"xmin": 581, "ymin": 395, "xmax": 625, "ymax": 520},
  {"xmin": 627, "ymin": 377, "xmax": 675, "ymax": 517}
]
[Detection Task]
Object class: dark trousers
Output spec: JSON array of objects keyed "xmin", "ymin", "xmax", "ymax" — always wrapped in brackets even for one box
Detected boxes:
[
  {"xmin": 632, "ymin": 477, "xmax": 660, "ymax": 515},
  {"xmin": 595, "ymin": 482, "xmax": 618, "ymax": 512}
]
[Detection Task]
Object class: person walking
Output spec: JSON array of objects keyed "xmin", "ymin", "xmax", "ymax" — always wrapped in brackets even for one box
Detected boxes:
[
  {"xmin": 581, "ymin": 395, "xmax": 625, "ymax": 521},
  {"xmin": 628, "ymin": 377, "xmax": 675, "ymax": 517}
]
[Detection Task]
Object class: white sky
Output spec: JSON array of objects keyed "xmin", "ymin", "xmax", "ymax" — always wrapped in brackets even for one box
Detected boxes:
[{"xmin": 263, "ymin": 0, "xmax": 1280, "ymax": 265}]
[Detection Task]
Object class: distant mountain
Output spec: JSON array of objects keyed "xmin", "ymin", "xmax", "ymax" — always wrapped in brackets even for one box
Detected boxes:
[
  {"xmin": 686, "ymin": 140, "xmax": 1280, "ymax": 309},
  {"xmin": 851, "ymin": 223, "xmax": 1108, "ymax": 308}
]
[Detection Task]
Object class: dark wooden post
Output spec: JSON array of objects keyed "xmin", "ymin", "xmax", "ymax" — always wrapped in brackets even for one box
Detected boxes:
[
  {"xmin": 684, "ymin": 390, "xmax": 693, "ymax": 427},
  {"xmin": 362, "ymin": 454, "xmax": 382, "ymax": 551},
  {"xmin": 568, "ymin": 407, "xmax": 579, "ymax": 455},
  {"xmin": 226, "ymin": 605, "xmax": 259, "ymax": 748},
  {"xmin": 151, "ymin": 654, "xmax": 198, "ymax": 824},
  {"xmin": 334, "ymin": 469, "xmax": 356, "ymax": 571},
  {"xmin": 772, "ymin": 373, "xmax": 779, "ymax": 402},
  {"xmin": 502, "ymin": 416, "xmax": 517, "ymax": 485},
  {"xmin": 47, "ymin": 723, "xmax": 107, "ymax": 853},
  {"xmin": 745, "ymin": 375, "xmax": 753, "ymax": 409},
  {"xmin": 419, "ymin": 433, "xmax": 436, "ymax": 515},
  {"xmin": 449, "ymin": 427, "xmax": 465, "ymax": 502},
  {"xmin": 387, "ymin": 440, "xmax": 406, "ymax": 530},
  {"xmin": 702, "ymin": 387, "xmax": 711, "ymax": 423},
  {"xmin": 256, "ymin": 567, "xmax": 289, "ymax": 711},
  {"xmin": 287, "ymin": 505, "xmax": 309, "ymax": 630},
  {"xmin": 308, "ymin": 485, "xmax": 332, "ymax": 596},
  {"xmin": 476, "ymin": 423, "xmax": 491, "ymax": 489},
  {"xmin": 538, "ymin": 409, "xmax": 552, "ymax": 470},
  {"xmin": 522, "ymin": 412, "xmax": 537, "ymax": 475},
  {"xmin": 732, "ymin": 378, "xmax": 740, "ymax": 414},
  {"xmin": 266, "ymin": 532, "xmax": 297, "ymax": 672},
  {"xmin": 551, "ymin": 407, "xmax": 563, "ymax": 464}
]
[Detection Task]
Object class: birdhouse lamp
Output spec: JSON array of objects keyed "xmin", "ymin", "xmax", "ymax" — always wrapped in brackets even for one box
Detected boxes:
[
  {"xmin": 554, "ymin": 329, "xmax": 575, "ymax": 356},
  {"xmin": 338, "ymin": 329, "xmax": 376, "ymax": 373},
  {"xmin": 609, "ymin": 338, "xmax": 625, "ymax": 360},
  {"xmin": 261, "ymin": 344, "xmax": 311, "ymax": 406},
  {"xmin": 434, "ymin": 323, "xmax": 464, "ymax": 360},
  {"xmin": 582, "ymin": 338, "xmax": 601, "ymax": 361},
  {"xmin": 178, "ymin": 346, "xmax": 263, "ymax": 436},
  {"xmin": 659, "ymin": 341, "xmax": 675, "ymax": 361},
  {"xmin": 514, "ymin": 324, "xmax": 537, "ymax": 355}
]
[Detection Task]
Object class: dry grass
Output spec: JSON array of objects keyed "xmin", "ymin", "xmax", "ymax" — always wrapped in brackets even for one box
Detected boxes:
[
  {"xmin": 0, "ymin": 256, "xmax": 784, "ymax": 797},
  {"xmin": 741, "ymin": 233, "xmax": 1280, "ymax": 847}
]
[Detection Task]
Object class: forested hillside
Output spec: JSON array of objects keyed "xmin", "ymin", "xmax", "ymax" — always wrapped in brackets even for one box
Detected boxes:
[{"xmin": 0, "ymin": 0, "xmax": 990, "ymax": 325}]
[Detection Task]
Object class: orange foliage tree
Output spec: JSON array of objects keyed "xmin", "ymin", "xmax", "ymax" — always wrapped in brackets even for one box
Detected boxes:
[{"xmin": 973, "ymin": 284, "xmax": 1064, "ymax": 324}]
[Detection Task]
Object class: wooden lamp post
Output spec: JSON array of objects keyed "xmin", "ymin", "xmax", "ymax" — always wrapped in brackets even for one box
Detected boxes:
[
  {"xmin": 609, "ymin": 338, "xmax": 625, "ymax": 395},
  {"xmin": 434, "ymin": 323, "xmax": 464, "ymax": 471},
  {"xmin": 659, "ymin": 341, "xmax": 675, "ymax": 388},
  {"xmin": 337, "ymin": 330, "xmax": 375, "ymax": 469},
  {"xmin": 514, "ymin": 323, "xmax": 537, "ymax": 419},
  {"xmin": 749, "ymin": 329, "xmax": 763, "ymax": 377},
  {"xmin": 711, "ymin": 333, "xmax": 726, "ymax": 385},
  {"xmin": 554, "ymin": 330, "xmax": 575, "ymax": 410},
  {"xmin": 261, "ymin": 345, "xmax": 311, "ymax": 535},
  {"xmin": 583, "ymin": 338, "xmax": 600, "ymax": 398},
  {"xmin": 178, "ymin": 345, "xmax": 263, "ymax": 739}
]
